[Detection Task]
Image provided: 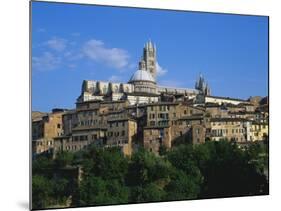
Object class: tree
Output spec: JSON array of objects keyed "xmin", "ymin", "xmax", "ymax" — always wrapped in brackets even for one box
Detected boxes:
[
  {"xmin": 126, "ymin": 149, "xmax": 172, "ymax": 186},
  {"xmin": 129, "ymin": 183, "xmax": 165, "ymax": 203},
  {"xmin": 32, "ymin": 175, "xmax": 53, "ymax": 209},
  {"xmin": 54, "ymin": 151, "xmax": 74, "ymax": 168},
  {"xmin": 79, "ymin": 176, "xmax": 129, "ymax": 206},
  {"xmin": 164, "ymin": 169, "xmax": 200, "ymax": 200},
  {"xmin": 32, "ymin": 155, "xmax": 54, "ymax": 174},
  {"xmin": 196, "ymin": 141, "xmax": 268, "ymax": 198},
  {"xmin": 167, "ymin": 145, "xmax": 202, "ymax": 184}
]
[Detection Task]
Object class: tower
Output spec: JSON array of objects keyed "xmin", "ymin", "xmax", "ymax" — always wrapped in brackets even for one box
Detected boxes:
[
  {"xmin": 138, "ymin": 40, "xmax": 157, "ymax": 79},
  {"xmin": 195, "ymin": 74, "xmax": 211, "ymax": 96}
]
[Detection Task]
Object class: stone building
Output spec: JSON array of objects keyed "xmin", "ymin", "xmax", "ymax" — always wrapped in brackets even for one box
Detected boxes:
[
  {"xmin": 106, "ymin": 118, "xmax": 137, "ymax": 156},
  {"xmin": 32, "ymin": 109, "xmax": 66, "ymax": 157},
  {"xmin": 209, "ymin": 117, "xmax": 249, "ymax": 142},
  {"xmin": 250, "ymin": 121, "xmax": 269, "ymax": 142},
  {"xmin": 143, "ymin": 102, "xmax": 206, "ymax": 154}
]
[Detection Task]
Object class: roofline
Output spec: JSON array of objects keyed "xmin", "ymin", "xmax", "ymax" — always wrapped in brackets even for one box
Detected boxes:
[{"xmin": 207, "ymin": 95, "xmax": 248, "ymax": 102}]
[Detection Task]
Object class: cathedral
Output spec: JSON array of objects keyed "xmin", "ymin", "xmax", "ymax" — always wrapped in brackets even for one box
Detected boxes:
[{"xmin": 77, "ymin": 40, "xmax": 211, "ymax": 105}]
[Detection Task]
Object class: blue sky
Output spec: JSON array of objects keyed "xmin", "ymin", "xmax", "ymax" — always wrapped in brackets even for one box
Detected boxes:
[{"xmin": 32, "ymin": 1, "xmax": 268, "ymax": 112}]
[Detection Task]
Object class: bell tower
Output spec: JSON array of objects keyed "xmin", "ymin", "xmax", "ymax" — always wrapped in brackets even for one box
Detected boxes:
[
  {"xmin": 138, "ymin": 40, "xmax": 157, "ymax": 79},
  {"xmin": 195, "ymin": 73, "xmax": 211, "ymax": 96}
]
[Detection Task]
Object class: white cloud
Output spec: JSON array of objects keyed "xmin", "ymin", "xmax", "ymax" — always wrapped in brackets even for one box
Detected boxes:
[
  {"xmin": 156, "ymin": 62, "xmax": 168, "ymax": 76},
  {"xmin": 108, "ymin": 75, "xmax": 123, "ymax": 82},
  {"xmin": 82, "ymin": 39, "xmax": 130, "ymax": 70},
  {"xmin": 45, "ymin": 37, "xmax": 67, "ymax": 52},
  {"xmin": 32, "ymin": 52, "xmax": 61, "ymax": 71},
  {"xmin": 64, "ymin": 51, "xmax": 84, "ymax": 61}
]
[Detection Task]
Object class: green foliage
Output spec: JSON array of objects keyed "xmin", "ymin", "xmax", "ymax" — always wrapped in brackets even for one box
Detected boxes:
[
  {"xmin": 129, "ymin": 183, "xmax": 165, "ymax": 202},
  {"xmin": 32, "ymin": 175, "xmax": 53, "ymax": 209},
  {"xmin": 54, "ymin": 151, "xmax": 74, "ymax": 168},
  {"xmin": 158, "ymin": 144, "xmax": 168, "ymax": 156},
  {"xmin": 32, "ymin": 141, "xmax": 269, "ymax": 209},
  {"xmin": 126, "ymin": 149, "xmax": 171, "ymax": 186},
  {"xmin": 195, "ymin": 141, "xmax": 268, "ymax": 198},
  {"xmin": 164, "ymin": 169, "xmax": 200, "ymax": 200},
  {"xmin": 32, "ymin": 155, "xmax": 54, "ymax": 174},
  {"xmin": 167, "ymin": 145, "xmax": 202, "ymax": 183},
  {"xmin": 79, "ymin": 176, "xmax": 129, "ymax": 206}
]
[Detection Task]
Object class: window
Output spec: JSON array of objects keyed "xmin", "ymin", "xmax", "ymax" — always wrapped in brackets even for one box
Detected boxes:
[
  {"xmin": 122, "ymin": 130, "xmax": 125, "ymax": 136},
  {"xmin": 150, "ymin": 121, "xmax": 156, "ymax": 126},
  {"xmin": 57, "ymin": 124, "xmax": 61, "ymax": 128}
]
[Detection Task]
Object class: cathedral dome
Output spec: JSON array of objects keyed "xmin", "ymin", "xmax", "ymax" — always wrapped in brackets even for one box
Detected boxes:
[{"xmin": 129, "ymin": 69, "xmax": 155, "ymax": 83}]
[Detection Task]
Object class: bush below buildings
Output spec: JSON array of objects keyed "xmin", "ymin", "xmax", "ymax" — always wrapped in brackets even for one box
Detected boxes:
[{"xmin": 32, "ymin": 140, "xmax": 269, "ymax": 209}]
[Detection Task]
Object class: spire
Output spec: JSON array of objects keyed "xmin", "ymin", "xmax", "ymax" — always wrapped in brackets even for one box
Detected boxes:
[
  {"xmin": 148, "ymin": 39, "xmax": 153, "ymax": 49},
  {"xmin": 195, "ymin": 73, "xmax": 211, "ymax": 95}
]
